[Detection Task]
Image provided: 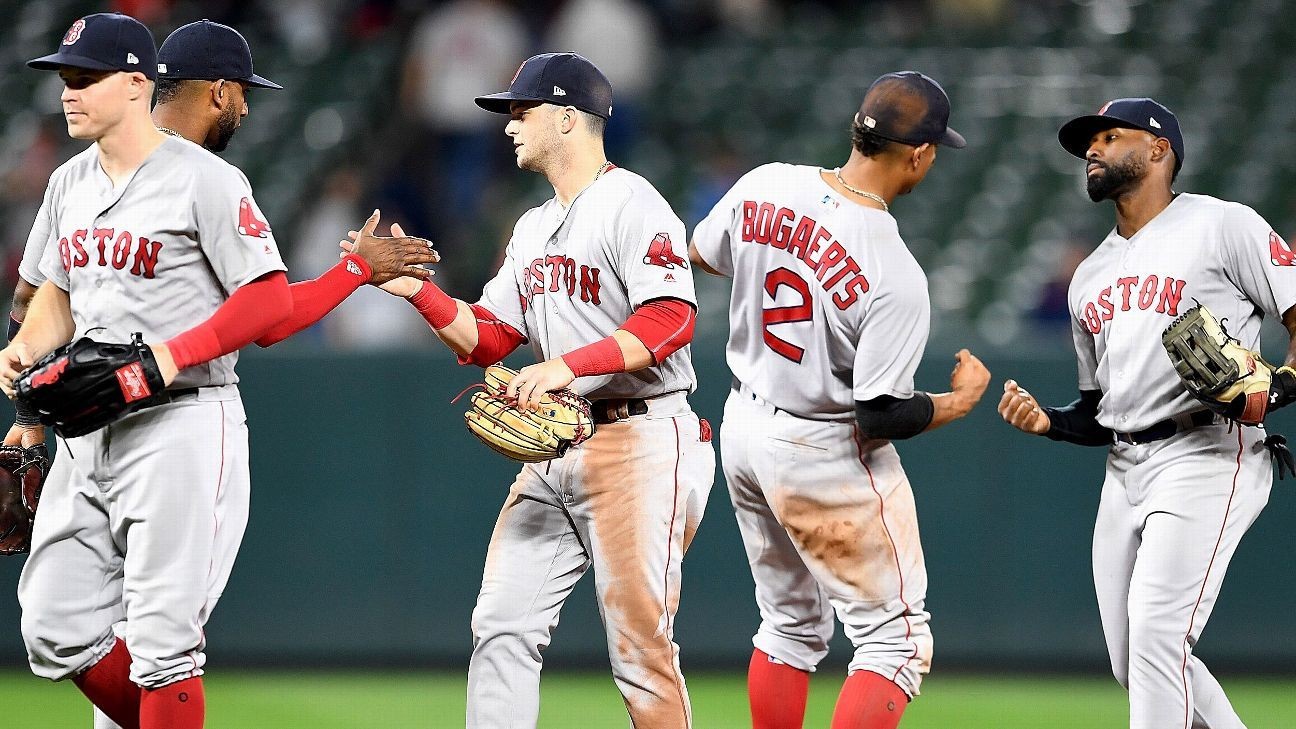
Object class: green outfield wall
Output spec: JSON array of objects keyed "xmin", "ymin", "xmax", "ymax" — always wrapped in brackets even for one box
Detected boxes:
[{"xmin": 2, "ymin": 346, "xmax": 1293, "ymax": 671}]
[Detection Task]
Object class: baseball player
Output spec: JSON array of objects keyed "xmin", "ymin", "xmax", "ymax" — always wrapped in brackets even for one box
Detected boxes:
[
  {"xmin": 998, "ymin": 98, "xmax": 1296, "ymax": 729},
  {"xmin": 357, "ymin": 52, "xmax": 715, "ymax": 728},
  {"xmin": 688, "ymin": 71, "xmax": 990, "ymax": 729},
  {"xmin": 0, "ymin": 14, "xmax": 426, "ymax": 729},
  {"xmin": 0, "ymin": 19, "xmax": 436, "ymax": 729},
  {"xmin": 6, "ymin": 18, "xmax": 437, "ymax": 456}
]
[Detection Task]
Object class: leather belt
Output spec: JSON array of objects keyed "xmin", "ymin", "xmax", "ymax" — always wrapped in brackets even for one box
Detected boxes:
[
  {"xmin": 591, "ymin": 398, "xmax": 649, "ymax": 424},
  {"xmin": 157, "ymin": 387, "xmax": 201, "ymax": 404},
  {"xmin": 1113, "ymin": 410, "xmax": 1218, "ymax": 445}
]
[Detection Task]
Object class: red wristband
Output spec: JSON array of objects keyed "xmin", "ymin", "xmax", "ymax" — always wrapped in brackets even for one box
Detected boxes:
[
  {"xmin": 409, "ymin": 281, "xmax": 459, "ymax": 330},
  {"xmin": 561, "ymin": 336, "xmax": 626, "ymax": 377}
]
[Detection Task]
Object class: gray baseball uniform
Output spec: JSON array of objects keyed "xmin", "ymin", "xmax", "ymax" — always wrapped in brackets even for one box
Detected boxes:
[
  {"xmin": 1069, "ymin": 193, "xmax": 1294, "ymax": 728},
  {"xmin": 18, "ymin": 189, "xmax": 52, "ymax": 288},
  {"xmin": 18, "ymin": 136, "xmax": 285, "ymax": 689},
  {"xmin": 466, "ymin": 166, "xmax": 715, "ymax": 729},
  {"xmin": 692, "ymin": 163, "xmax": 934, "ymax": 697}
]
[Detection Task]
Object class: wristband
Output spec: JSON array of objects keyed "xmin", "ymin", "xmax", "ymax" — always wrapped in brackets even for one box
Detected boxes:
[
  {"xmin": 7, "ymin": 315, "xmax": 20, "ymax": 342},
  {"xmin": 561, "ymin": 337, "xmax": 626, "ymax": 377},
  {"xmin": 409, "ymin": 281, "xmax": 459, "ymax": 330}
]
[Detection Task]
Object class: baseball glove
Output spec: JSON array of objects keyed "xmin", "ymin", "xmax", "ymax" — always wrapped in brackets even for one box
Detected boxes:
[
  {"xmin": 14, "ymin": 333, "xmax": 166, "ymax": 439},
  {"xmin": 1162, "ymin": 303, "xmax": 1286, "ymax": 425},
  {"xmin": 0, "ymin": 443, "xmax": 49, "ymax": 555},
  {"xmin": 462, "ymin": 364, "xmax": 594, "ymax": 462}
]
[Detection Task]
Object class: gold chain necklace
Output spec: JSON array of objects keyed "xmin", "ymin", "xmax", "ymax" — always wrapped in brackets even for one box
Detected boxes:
[
  {"xmin": 157, "ymin": 127, "xmax": 184, "ymax": 139},
  {"xmin": 832, "ymin": 167, "xmax": 888, "ymax": 212}
]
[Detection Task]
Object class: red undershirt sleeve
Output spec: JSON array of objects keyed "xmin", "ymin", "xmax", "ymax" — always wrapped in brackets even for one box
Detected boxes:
[
  {"xmin": 459, "ymin": 304, "xmax": 527, "ymax": 366},
  {"xmin": 618, "ymin": 298, "xmax": 696, "ymax": 364},
  {"xmin": 405, "ymin": 281, "xmax": 528, "ymax": 366},
  {"xmin": 165, "ymin": 271, "xmax": 293, "ymax": 370},
  {"xmin": 562, "ymin": 297, "xmax": 696, "ymax": 377},
  {"xmin": 254, "ymin": 254, "xmax": 372, "ymax": 347}
]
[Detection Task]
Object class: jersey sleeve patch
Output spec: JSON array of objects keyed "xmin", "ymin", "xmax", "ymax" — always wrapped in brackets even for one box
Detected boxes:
[
  {"xmin": 643, "ymin": 232, "xmax": 688, "ymax": 270},
  {"xmin": 1270, "ymin": 231, "xmax": 1295, "ymax": 267},
  {"xmin": 238, "ymin": 197, "xmax": 272, "ymax": 239}
]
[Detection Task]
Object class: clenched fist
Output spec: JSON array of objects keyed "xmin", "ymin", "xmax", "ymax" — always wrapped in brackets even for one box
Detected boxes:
[{"xmin": 998, "ymin": 379, "xmax": 1051, "ymax": 434}]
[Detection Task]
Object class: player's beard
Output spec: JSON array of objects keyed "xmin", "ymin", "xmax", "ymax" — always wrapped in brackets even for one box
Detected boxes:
[
  {"xmin": 1086, "ymin": 151, "xmax": 1145, "ymax": 202},
  {"xmin": 209, "ymin": 103, "xmax": 241, "ymax": 153}
]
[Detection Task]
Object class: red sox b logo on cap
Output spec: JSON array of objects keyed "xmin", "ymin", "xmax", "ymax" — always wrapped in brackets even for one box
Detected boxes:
[
  {"xmin": 1098, "ymin": 100, "xmax": 1114, "ymax": 114},
  {"xmin": 62, "ymin": 18, "xmax": 86, "ymax": 46}
]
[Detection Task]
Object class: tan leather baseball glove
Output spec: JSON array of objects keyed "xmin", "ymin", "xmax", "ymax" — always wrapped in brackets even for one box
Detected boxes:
[{"xmin": 463, "ymin": 365, "xmax": 594, "ymax": 462}]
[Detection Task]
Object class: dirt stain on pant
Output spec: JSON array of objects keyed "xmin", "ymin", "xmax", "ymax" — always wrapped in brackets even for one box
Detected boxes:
[{"xmin": 775, "ymin": 478, "xmax": 921, "ymax": 607}]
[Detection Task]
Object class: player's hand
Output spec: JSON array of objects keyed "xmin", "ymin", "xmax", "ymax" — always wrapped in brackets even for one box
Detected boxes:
[
  {"xmin": 343, "ymin": 211, "xmax": 438, "ymax": 285},
  {"xmin": 148, "ymin": 343, "xmax": 179, "ymax": 387},
  {"xmin": 998, "ymin": 379, "xmax": 1051, "ymax": 435},
  {"xmin": 507, "ymin": 358, "xmax": 577, "ymax": 412},
  {"xmin": 3, "ymin": 423, "xmax": 45, "ymax": 448},
  {"xmin": 949, "ymin": 348, "xmax": 991, "ymax": 412},
  {"xmin": 0, "ymin": 343, "xmax": 36, "ymax": 400}
]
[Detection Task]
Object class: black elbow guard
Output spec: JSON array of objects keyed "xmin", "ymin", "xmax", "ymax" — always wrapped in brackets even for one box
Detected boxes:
[{"xmin": 854, "ymin": 393, "xmax": 935, "ymax": 441}]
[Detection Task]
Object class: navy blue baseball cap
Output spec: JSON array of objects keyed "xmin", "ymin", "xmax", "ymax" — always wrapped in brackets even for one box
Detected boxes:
[
  {"xmin": 1059, "ymin": 98, "xmax": 1184, "ymax": 172},
  {"xmin": 476, "ymin": 52, "xmax": 613, "ymax": 119},
  {"xmin": 158, "ymin": 20, "xmax": 282, "ymax": 89},
  {"xmin": 856, "ymin": 71, "xmax": 966, "ymax": 148},
  {"xmin": 28, "ymin": 13, "xmax": 158, "ymax": 80}
]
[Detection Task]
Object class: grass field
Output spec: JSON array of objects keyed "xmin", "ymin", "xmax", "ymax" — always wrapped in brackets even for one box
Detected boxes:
[{"xmin": 3, "ymin": 669, "xmax": 1295, "ymax": 728}]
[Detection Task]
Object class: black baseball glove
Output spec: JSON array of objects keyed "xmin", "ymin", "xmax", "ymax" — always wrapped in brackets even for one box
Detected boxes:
[
  {"xmin": 0, "ymin": 443, "xmax": 49, "ymax": 555},
  {"xmin": 14, "ymin": 333, "xmax": 166, "ymax": 438}
]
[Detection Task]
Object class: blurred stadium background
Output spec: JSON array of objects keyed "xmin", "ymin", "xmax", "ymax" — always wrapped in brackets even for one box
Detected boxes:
[{"xmin": 1, "ymin": 0, "xmax": 1295, "ymax": 726}]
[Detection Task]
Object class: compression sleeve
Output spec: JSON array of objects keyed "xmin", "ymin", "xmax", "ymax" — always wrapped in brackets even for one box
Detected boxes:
[
  {"xmin": 165, "ymin": 272, "xmax": 292, "ymax": 370},
  {"xmin": 458, "ymin": 304, "xmax": 527, "ymax": 367},
  {"xmin": 617, "ymin": 298, "xmax": 696, "ymax": 364},
  {"xmin": 1042, "ymin": 389, "xmax": 1112, "ymax": 446},
  {"xmin": 855, "ymin": 393, "xmax": 935, "ymax": 441},
  {"xmin": 254, "ymin": 254, "xmax": 372, "ymax": 347}
]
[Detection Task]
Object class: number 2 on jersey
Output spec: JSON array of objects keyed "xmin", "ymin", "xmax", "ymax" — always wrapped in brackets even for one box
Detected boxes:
[{"xmin": 762, "ymin": 268, "xmax": 813, "ymax": 363}]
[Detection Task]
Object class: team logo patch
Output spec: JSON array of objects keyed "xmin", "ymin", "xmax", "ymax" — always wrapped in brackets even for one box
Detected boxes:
[
  {"xmin": 238, "ymin": 197, "xmax": 271, "ymax": 238},
  {"xmin": 820, "ymin": 194, "xmax": 839, "ymax": 210},
  {"xmin": 346, "ymin": 259, "xmax": 363, "ymax": 276},
  {"xmin": 1270, "ymin": 231, "xmax": 1296, "ymax": 267},
  {"xmin": 643, "ymin": 233, "xmax": 686, "ymax": 270},
  {"xmin": 62, "ymin": 18, "xmax": 86, "ymax": 45},
  {"xmin": 31, "ymin": 357, "xmax": 70, "ymax": 387},
  {"xmin": 115, "ymin": 362, "xmax": 153, "ymax": 403}
]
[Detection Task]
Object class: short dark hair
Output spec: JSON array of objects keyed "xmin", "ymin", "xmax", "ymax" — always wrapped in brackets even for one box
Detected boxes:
[
  {"xmin": 578, "ymin": 109, "xmax": 606, "ymax": 139},
  {"xmin": 155, "ymin": 77, "xmax": 184, "ymax": 105},
  {"xmin": 851, "ymin": 120, "xmax": 897, "ymax": 158}
]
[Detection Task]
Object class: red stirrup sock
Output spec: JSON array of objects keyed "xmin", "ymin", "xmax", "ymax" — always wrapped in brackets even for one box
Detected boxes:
[
  {"xmin": 749, "ymin": 648, "xmax": 811, "ymax": 729},
  {"xmin": 830, "ymin": 670, "xmax": 908, "ymax": 729},
  {"xmin": 72, "ymin": 639, "xmax": 140, "ymax": 729},
  {"xmin": 140, "ymin": 676, "xmax": 205, "ymax": 729}
]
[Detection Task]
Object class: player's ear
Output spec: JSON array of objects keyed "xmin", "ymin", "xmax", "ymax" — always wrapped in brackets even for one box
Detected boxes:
[
  {"xmin": 210, "ymin": 79, "xmax": 225, "ymax": 108},
  {"xmin": 125, "ymin": 72, "xmax": 151, "ymax": 101},
  {"xmin": 910, "ymin": 144, "xmax": 928, "ymax": 170},
  {"xmin": 559, "ymin": 106, "xmax": 577, "ymax": 134},
  {"xmin": 1150, "ymin": 137, "xmax": 1171, "ymax": 165}
]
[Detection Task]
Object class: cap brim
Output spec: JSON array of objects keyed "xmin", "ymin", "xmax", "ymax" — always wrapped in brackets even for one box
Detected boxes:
[
  {"xmin": 1058, "ymin": 115, "xmax": 1145, "ymax": 159},
  {"xmin": 941, "ymin": 127, "xmax": 967, "ymax": 149},
  {"xmin": 244, "ymin": 73, "xmax": 282, "ymax": 90},
  {"xmin": 474, "ymin": 92, "xmax": 544, "ymax": 114},
  {"xmin": 27, "ymin": 52, "xmax": 120, "ymax": 73}
]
